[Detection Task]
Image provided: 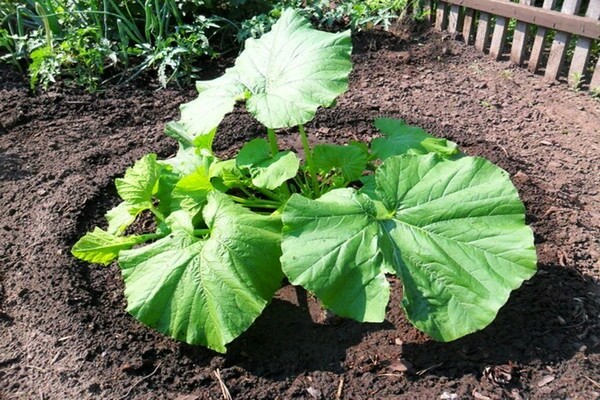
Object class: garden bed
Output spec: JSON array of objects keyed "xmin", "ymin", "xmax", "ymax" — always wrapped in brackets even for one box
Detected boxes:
[{"xmin": 1, "ymin": 28, "xmax": 599, "ymax": 399}]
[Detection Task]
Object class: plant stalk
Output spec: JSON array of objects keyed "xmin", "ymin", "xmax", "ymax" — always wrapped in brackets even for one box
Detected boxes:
[
  {"xmin": 138, "ymin": 232, "xmax": 165, "ymax": 243},
  {"xmin": 267, "ymin": 128, "xmax": 279, "ymax": 156},
  {"xmin": 253, "ymin": 186, "xmax": 283, "ymax": 202},
  {"xmin": 149, "ymin": 205, "xmax": 166, "ymax": 223},
  {"xmin": 298, "ymin": 124, "xmax": 319, "ymax": 197},
  {"xmin": 265, "ymin": 128, "xmax": 293, "ymax": 197},
  {"xmin": 229, "ymin": 195, "xmax": 280, "ymax": 208}
]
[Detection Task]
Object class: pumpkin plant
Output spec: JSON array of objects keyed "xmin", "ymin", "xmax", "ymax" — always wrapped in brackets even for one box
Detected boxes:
[{"xmin": 72, "ymin": 9, "xmax": 537, "ymax": 353}]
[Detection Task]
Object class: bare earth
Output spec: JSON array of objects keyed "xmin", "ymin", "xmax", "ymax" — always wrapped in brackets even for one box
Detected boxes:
[{"xmin": 1, "ymin": 28, "xmax": 599, "ymax": 399}]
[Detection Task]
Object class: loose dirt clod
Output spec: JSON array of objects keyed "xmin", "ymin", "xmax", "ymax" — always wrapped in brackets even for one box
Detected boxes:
[{"xmin": 537, "ymin": 375, "xmax": 555, "ymax": 387}]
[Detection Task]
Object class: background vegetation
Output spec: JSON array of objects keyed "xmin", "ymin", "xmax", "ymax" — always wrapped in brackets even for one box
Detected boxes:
[{"xmin": 0, "ymin": 0, "xmax": 421, "ymax": 90}]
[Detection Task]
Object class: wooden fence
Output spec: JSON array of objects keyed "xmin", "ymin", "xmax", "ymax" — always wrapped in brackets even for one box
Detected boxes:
[{"xmin": 425, "ymin": 0, "xmax": 600, "ymax": 92}]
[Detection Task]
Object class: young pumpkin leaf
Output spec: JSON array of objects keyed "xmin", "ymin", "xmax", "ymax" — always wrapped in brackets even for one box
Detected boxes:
[
  {"xmin": 209, "ymin": 159, "xmax": 246, "ymax": 190},
  {"xmin": 281, "ymin": 189, "xmax": 390, "ymax": 322},
  {"xmin": 281, "ymin": 154, "xmax": 536, "ymax": 341},
  {"xmin": 176, "ymin": 9, "xmax": 352, "ymax": 137},
  {"xmin": 106, "ymin": 202, "xmax": 146, "ymax": 236},
  {"xmin": 118, "ymin": 193, "xmax": 284, "ymax": 353},
  {"xmin": 171, "ymin": 167, "xmax": 214, "ymax": 216},
  {"xmin": 313, "ymin": 144, "xmax": 368, "ymax": 182},
  {"xmin": 115, "ymin": 154, "xmax": 162, "ymax": 208},
  {"xmin": 372, "ymin": 118, "xmax": 460, "ymax": 160},
  {"xmin": 236, "ymin": 138, "xmax": 300, "ymax": 190},
  {"xmin": 161, "ymin": 146, "xmax": 214, "ymax": 177},
  {"xmin": 71, "ymin": 228, "xmax": 155, "ymax": 266},
  {"xmin": 156, "ymin": 149, "xmax": 216, "ymax": 216}
]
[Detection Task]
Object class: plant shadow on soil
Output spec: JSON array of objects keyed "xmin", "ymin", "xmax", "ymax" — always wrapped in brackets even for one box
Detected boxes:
[
  {"xmin": 166, "ymin": 258, "xmax": 599, "ymax": 386},
  {"xmin": 402, "ymin": 264, "xmax": 600, "ymax": 377},
  {"xmin": 178, "ymin": 286, "xmax": 395, "ymax": 378},
  {"xmin": 0, "ymin": 150, "xmax": 30, "ymax": 182}
]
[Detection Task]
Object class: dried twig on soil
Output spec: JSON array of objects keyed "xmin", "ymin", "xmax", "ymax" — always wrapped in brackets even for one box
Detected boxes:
[
  {"xmin": 214, "ymin": 368, "xmax": 233, "ymax": 400},
  {"xmin": 416, "ymin": 362, "xmax": 443, "ymax": 376},
  {"xmin": 25, "ymin": 365, "xmax": 48, "ymax": 373},
  {"xmin": 335, "ymin": 377, "xmax": 344, "ymax": 400},
  {"xmin": 50, "ymin": 350, "xmax": 62, "ymax": 365},
  {"xmin": 584, "ymin": 375, "xmax": 600, "ymax": 389},
  {"xmin": 118, "ymin": 362, "xmax": 162, "ymax": 399}
]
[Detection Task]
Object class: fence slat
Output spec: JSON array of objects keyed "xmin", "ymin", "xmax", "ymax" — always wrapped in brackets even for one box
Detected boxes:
[
  {"xmin": 448, "ymin": 4, "xmax": 462, "ymax": 34},
  {"xmin": 568, "ymin": 0, "xmax": 600, "ymax": 87},
  {"xmin": 424, "ymin": 0, "xmax": 433, "ymax": 23},
  {"xmin": 436, "ymin": 2, "xmax": 449, "ymax": 30},
  {"xmin": 528, "ymin": 0, "xmax": 556, "ymax": 72},
  {"xmin": 462, "ymin": 8, "xmax": 475, "ymax": 43},
  {"xmin": 475, "ymin": 12, "xmax": 492, "ymax": 51},
  {"xmin": 489, "ymin": 0, "xmax": 511, "ymax": 60},
  {"xmin": 443, "ymin": 0, "xmax": 600, "ymax": 38},
  {"xmin": 591, "ymin": 57, "xmax": 600, "ymax": 91},
  {"xmin": 545, "ymin": 0, "xmax": 583, "ymax": 81},
  {"xmin": 510, "ymin": 0, "xmax": 534, "ymax": 66}
]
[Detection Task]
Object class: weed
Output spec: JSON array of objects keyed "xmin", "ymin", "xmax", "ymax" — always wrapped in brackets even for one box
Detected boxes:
[
  {"xmin": 569, "ymin": 72, "xmax": 582, "ymax": 92},
  {"xmin": 500, "ymin": 69, "xmax": 513, "ymax": 80}
]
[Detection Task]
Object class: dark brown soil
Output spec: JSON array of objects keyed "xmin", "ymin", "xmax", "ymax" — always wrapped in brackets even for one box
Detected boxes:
[{"xmin": 1, "ymin": 28, "xmax": 599, "ymax": 400}]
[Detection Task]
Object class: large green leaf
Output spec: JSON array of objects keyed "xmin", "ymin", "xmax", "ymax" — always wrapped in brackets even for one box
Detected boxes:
[
  {"xmin": 178, "ymin": 74, "xmax": 245, "ymax": 144},
  {"xmin": 281, "ymin": 154, "xmax": 536, "ymax": 340},
  {"xmin": 376, "ymin": 154, "xmax": 536, "ymax": 341},
  {"xmin": 71, "ymin": 228, "xmax": 152, "ymax": 266},
  {"xmin": 313, "ymin": 144, "xmax": 368, "ymax": 182},
  {"xmin": 118, "ymin": 193, "xmax": 283, "ymax": 352},
  {"xmin": 238, "ymin": 9, "xmax": 352, "ymax": 128},
  {"xmin": 372, "ymin": 118, "xmax": 459, "ymax": 160},
  {"xmin": 174, "ymin": 8, "xmax": 352, "ymax": 138},
  {"xmin": 115, "ymin": 154, "xmax": 162, "ymax": 208},
  {"xmin": 281, "ymin": 189, "xmax": 389, "ymax": 322},
  {"xmin": 236, "ymin": 138, "xmax": 300, "ymax": 190}
]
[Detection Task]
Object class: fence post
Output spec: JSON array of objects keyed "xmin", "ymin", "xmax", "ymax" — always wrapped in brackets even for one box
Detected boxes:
[
  {"xmin": 447, "ymin": 4, "xmax": 463, "ymax": 34},
  {"xmin": 436, "ymin": 1, "xmax": 449, "ymax": 30},
  {"xmin": 544, "ymin": 0, "xmax": 583, "ymax": 81},
  {"xmin": 462, "ymin": 8, "xmax": 475, "ymax": 44},
  {"xmin": 510, "ymin": 0, "xmax": 534, "ymax": 66},
  {"xmin": 591, "ymin": 58, "xmax": 600, "ymax": 91},
  {"xmin": 475, "ymin": 11, "xmax": 492, "ymax": 52},
  {"xmin": 568, "ymin": 0, "xmax": 600, "ymax": 87},
  {"xmin": 528, "ymin": 0, "xmax": 556, "ymax": 72},
  {"xmin": 423, "ymin": 0, "xmax": 434, "ymax": 23},
  {"xmin": 489, "ymin": 0, "xmax": 511, "ymax": 60}
]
